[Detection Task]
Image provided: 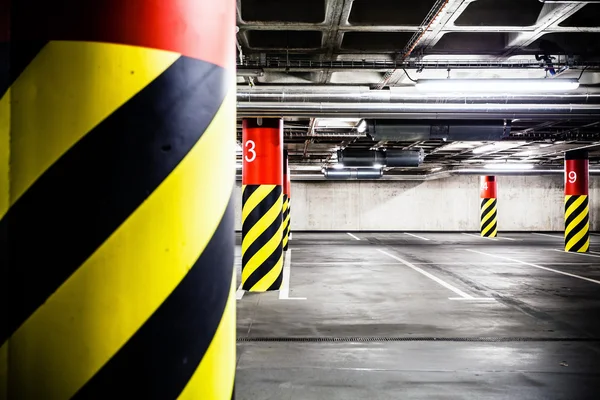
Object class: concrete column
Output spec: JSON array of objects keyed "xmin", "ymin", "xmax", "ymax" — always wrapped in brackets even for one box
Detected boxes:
[
  {"xmin": 565, "ymin": 150, "xmax": 590, "ymax": 252},
  {"xmin": 241, "ymin": 118, "xmax": 284, "ymax": 291},
  {"xmin": 1, "ymin": 1, "xmax": 236, "ymax": 398},
  {"xmin": 480, "ymin": 176, "xmax": 498, "ymax": 237}
]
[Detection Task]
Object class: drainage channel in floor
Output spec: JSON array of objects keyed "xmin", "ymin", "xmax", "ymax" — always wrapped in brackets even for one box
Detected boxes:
[{"xmin": 238, "ymin": 336, "xmax": 600, "ymax": 343}]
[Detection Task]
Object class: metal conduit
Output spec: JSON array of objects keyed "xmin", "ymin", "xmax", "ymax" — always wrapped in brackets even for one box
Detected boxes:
[{"xmin": 237, "ymin": 102, "xmax": 600, "ymax": 119}]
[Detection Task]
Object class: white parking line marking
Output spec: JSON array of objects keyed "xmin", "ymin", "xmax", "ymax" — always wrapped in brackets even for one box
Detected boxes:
[
  {"xmin": 378, "ymin": 249, "xmax": 474, "ymax": 299},
  {"xmin": 448, "ymin": 297, "xmax": 496, "ymax": 301},
  {"xmin": 280, "ymin": 249, "xmax": 306, "ymax": 300},
  {"xmin": 468, "ymin": 249, "xmax": 600, "ymax": 285},
  {"xmin": 347, "ymin": 232, "xmax": 361, "ymax": 241},
  {"xmin": 553, "ymin": 249, "xmax": 600, "ymax": 259},
  {"xmin": 404, "ymin": 232, "xmax": 430, "ymax": 241},
  {"xmin": 532, "ymin": 233, "xmax": 562, "ymax": 239},
  {"xmin": 496, "ymin": 236, "xmax": 518, "ymax": 241},
  {"xmin": 462, "ymin": 233, "xmax": 497, "ymax": 240},
  {"xmin": 236, "ymin": 284, "xmax": 245, "ymax": 300}
]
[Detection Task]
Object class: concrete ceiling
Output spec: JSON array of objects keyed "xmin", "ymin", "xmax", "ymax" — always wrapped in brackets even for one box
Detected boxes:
[{"xmin": 236, "ymin": 0, "xmax": 600, "ymax": 176}]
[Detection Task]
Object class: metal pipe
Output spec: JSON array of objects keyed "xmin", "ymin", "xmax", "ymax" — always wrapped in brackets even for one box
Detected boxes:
[
  {"xmin": 237, "ymin": 86, "xmax": 600, "ymax": 103},
  {"xmin": 237, "ymin": 102, "xmax": 600, "ymax": 119}
]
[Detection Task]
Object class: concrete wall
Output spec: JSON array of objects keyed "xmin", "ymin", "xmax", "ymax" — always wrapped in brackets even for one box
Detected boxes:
[{"xmin": 235, "ymin": 175, "xmax": 600, "ymax": 231}]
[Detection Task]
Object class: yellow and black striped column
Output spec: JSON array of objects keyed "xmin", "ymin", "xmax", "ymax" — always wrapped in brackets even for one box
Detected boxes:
[
  {"xmin": 241, "ymin": 118, "xmax": 284, "ymax": 291},
  {"xmin": 283, "ymin": 150, "xmax": 291, "ymax": 251},
  {"xmin": 1, "ymin": 1, "xmax": 236, "ymax": 398},
  {"xmin": 480, "ymin": 176, "xmax": 498, "ymax": 238},
  {"xmin": 565, "ymin": 150, "xmax": 590, "ymax": 252}
]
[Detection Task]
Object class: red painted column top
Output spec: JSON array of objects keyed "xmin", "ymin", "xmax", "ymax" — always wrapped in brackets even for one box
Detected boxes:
[
  {"xmin": 565, "ymin": 150, "xmax": 589, "ymax": 196},
  {"xmin": 242, "ymin": 118, "xmax": 283, "ymax": 186},
  {"xmin": 480, "ymin": 176, "xmax": 497, "ymax": 199}
]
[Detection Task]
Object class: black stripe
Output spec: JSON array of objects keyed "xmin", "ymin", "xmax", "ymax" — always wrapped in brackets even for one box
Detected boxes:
[
  {"xmin": 72, "ymin": 198, "xmax": 234, "ymax": 399},
  {"xmin": 565, "ymin": 195, "xmax": 578, "ymax": 212},
  {"xmin": 241, "ymin": 185, "xmax": 280, "ymax": 235},
  {"xmin": 243, "ymin": 242, "xmax": 283, "ymax": 291},
  {"xmin": 480, "ymin": 198, "xmax": 495, "ymax": 209},
  {"xmin": 481, "ymin": 210, "xmax": 497, "ymax": 233},
  {"xmin": 244, "ymin": 117, "xmax": 281, "ymax": 129},
  {"xmin": 569, "ymin": 230, "xmax": 590, "ymax": 252},
  {"xmin": 242, "ymin": 184, "xmax": 259, "ymax": 203},
  {"xmin": 565, "ymin": 197, "xmax": 588, "ymax": 229},
  {"xmin": 482, "ymin": 222, "xmax": 497, "ymax": 237},
  {"xmin": 0, "ymin": 56, "xmax": 229, "ymax": 344},
  {"xmin": 267, "ymin": 268, "xmax": 284, "ymax": 291},
  {"xmin": 566, "ymin": 210, "xmax": 589, "ymax": 245},
  {"xmin": 242, "ymin": 204, "xmax": 283, "ymax": 267},
  {"xmin": 1, "ymin": 40, "xmax": 48, "ymax": 97}
]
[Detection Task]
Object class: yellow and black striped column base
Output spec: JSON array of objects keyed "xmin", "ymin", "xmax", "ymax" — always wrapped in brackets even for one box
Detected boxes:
[
  {"xmin": 565, "ymin": 195, "xmax": 590, "ymax": 253},
  {"xmin": 481, "ymin": 197, "xmax": 498, "ymax": 238},
  {"xmin": 242, "ymin": 185, "xmax": 284, "ymax": 291},
  {"xmin": 283, "ymin": 194, "xmax": 290, "ymax": 251}
]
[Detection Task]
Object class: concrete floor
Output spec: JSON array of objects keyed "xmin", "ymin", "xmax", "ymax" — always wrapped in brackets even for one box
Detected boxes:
[{"xmin": 235, "ymin": 232, "xmax": 600, "ymax": 399}]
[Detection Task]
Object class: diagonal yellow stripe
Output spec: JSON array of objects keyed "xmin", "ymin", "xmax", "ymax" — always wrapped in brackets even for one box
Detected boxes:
[
  {"xmin": 565, "ymin": 195, "xmax": 586, "ymax": 222},
  {"xmin": 481, "ymin": 218, "xmax": 497, "ymax": 236},
  {"xmin": 0, "ymin": 89, "xmax": 9, "ymax": 219},
  {"xmin": 242, "ymin": 185, "xmax": 274, "ymax": 224},
  {"xmin": 566, "ymin": 222, "xmax": 589, "ymax": 251},
  {"xmin": 480, "ymin": 198, "xmax": 495, "ymax": 215},
  {"xmin": 177, "ymin": 270, "xmax": 236, "ymax": 400},
  {"xmin": 566, "ymin": 205, "xmax": 588, "ymax": 233},
  {"xmin": 250, "ymin": 252, "xmax": 284, "ymax": 292},
  {"xmin": 242, "ymin": 192, "xmax": 283, "ymax": 254},
  {"xmin": 9, "ymin": 41, "xmax": 179, "ymax": 208},
  {"xmin": 480, "ymin": 206, "xmax": 497, "ymax": 227},
  {"xmin": 7, "ymin": 93, "xmax": 235, "ymax": 399},
  {"xmin": 242, "ymin": 217, "xmax": 285, "ymax": 283}
]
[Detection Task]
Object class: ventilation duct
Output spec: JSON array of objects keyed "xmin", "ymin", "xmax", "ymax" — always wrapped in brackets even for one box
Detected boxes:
[
  {"xmin": 323, "ymin": 168, "xmax": 383, "ymax": 180},
  {"xmin": 337, "ymin": 149, "xmax": 425, "ymax": 168},
  {"xmin": 366, "ymin": 120, "xmax": 510, "ymax": 142}
]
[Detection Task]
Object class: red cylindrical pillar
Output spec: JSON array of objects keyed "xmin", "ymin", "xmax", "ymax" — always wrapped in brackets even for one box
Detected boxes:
[
  {"xmin": 565, "ymin": 150, "xmax": 589, "ymax": 252},
  {"xmin": 480, "ymin": 176, "xmax": 498, "ymax": 238},
  {"xmin": 241, "ymin": 118, "xmax": 284, "ymax": 291},
  {"xmin": 282, "ymin": 150, "xmax": 290, "ymax": 251}
]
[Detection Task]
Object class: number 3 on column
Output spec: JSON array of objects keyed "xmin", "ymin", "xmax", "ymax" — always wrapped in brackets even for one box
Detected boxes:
[{"xmin": 245, "ymin": 140, "xmax": 256, "ymax": 162}]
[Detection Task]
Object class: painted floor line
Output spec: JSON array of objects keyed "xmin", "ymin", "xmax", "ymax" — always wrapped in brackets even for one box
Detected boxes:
[
  {"xmin": 553, "ymin": 249, "xmax": 600, "ymax": 259},
  {"xmin": 347, "ymin": 232, "xmax": 361, "ymax": 241},
  {"xmin": 467, "ymin": 249, "xmax": 600, "ymax": 286},
  {"xmin": 236, "ymin": 284, "xmax": 245, "ymax": 300},
  {"xmin": 496, "ymin": 236, "xmax": 518, "ymax": 241},
  {"xmin": 377, "ymin": 249, "xmax": 474, "ymax": 299},
  {"xmin": 280, "ymin": 249, "xmax": 307, "ymax": 300},
  {"xmin": 448, "ymin": 297, "xmax": 496, "ymax": 302},
  {"xmin": 404, "ymin": 232, "xmax": 430, "ymax": 241},
  {"xmin": 462, "ymin": 233, "xmax": 496, "ymax": 241},
  {"xmin": 292, "ymin": 261, "xmax": 600, "ymax": 266},
  {"xmin": 532, "ymin": 233, "xmax": 562, "ymax": 239}
]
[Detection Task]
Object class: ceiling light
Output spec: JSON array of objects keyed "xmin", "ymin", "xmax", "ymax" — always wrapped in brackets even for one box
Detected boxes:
[
  {"xmin": 483, "ymin": 163, "xmax": 534, "ymax": 170},
  {"xmin": 472, "ymin": 144, "xmax": 496, "ymax": 154},
  {"xmin": 332, "ymin": 163, "xmax": 344, "ymax": 169},
  {"xmin": 373, "ymin": 163, "xmax": 383, "ymax": 169},
  {"xmin": 416, "ymin": 78, "xmax": 579, "ymax": 93},
  {"xmin": 357, "ymin": 120, "xmax": 367, "ymax": 133},
  {"xmin": 431, "ymin": 167, "xmax": 442, "ymax": 172},
  {"xmin": 236, "ymin": 164, "xmax": 242, "ymax": 169}
]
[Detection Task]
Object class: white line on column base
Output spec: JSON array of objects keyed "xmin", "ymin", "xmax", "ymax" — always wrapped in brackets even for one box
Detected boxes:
[
  {"xmin": 449, "ymin": 297, "xmax": 496, "ymax": 301},
  {"xmin": 347, "ymin": 232, "xmax": 361, "ymax": 241},
  {"xmin": 236, "ymin": 284, "xmax": 245, "ymax": 300}
]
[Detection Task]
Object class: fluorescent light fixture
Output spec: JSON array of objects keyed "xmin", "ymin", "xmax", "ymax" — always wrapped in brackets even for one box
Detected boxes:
[
  {"xmin": 236, "ymin": 143, "xmax": 243, "ymax": 152},
  {"xmin": 431, "ymin": 167, "xmax": 443, "ymax": 172},
  {"xmin": 472, "ymin": 144, "xmax": 496, "ymax": 154},
  {"xmin": 373, "ymin": 163, "xmax": 383, "ymax": 169},
  {"xmin": 236, "ymin": 164, "xmax": 242, "ymax": 169},
  {"xmin": 357, "ymin": 120, "xmax": 367, "ymax": 133},
  {"xmin": 416, "ymin": 78, "xmax": 579, "ymax": 93},
  {"xmin": 483, "ymin": 163, "xmax": 534, "ymax": 170},
  {"xmin": 332, "ymin": 163, "xmax": 344, "ymax": 169}
]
